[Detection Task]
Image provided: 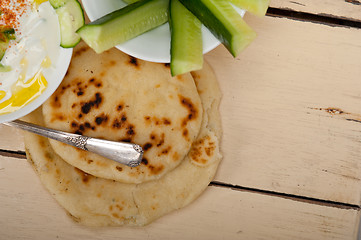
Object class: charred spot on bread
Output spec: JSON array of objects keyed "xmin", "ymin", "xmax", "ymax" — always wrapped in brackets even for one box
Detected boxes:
[
  {"xmin": 126, "ymin": 125, "xmax": 135, "ymax": 136},
  {"xmin": 143, "ymin": 143, "xmax": 153, "ymax": 151},
  {"xmin": 189, "ymin": 135, "xmax": 217, "ymax": 166},
  {"xmin": 150, "ymin": 133, "xmax": 156, "ymax": 140},
  {"xmin": 71, "ymin": 121, "xmax": 78, "ymax": 128},
  {"xmin": 158, "ymin": 146, "xmax": 171, "ymax": 156},
  {"xmin": 84, "ymin": 122, "xmax": 92, "ymax": 129},
  {"xmin": 179, "ymin": 95, "xmax": 198, "ymax": 127},
  {"xmin": 112, "ymin": 119, "xmax": 122, "ymax": 129},
  {"xmin": 156, "ymin": 133, "xmax": 165, "ymax": 147},
  {"xmin": 51, "ymin": 95, "xmax": 61, "ymax": 108},
  {"xmin": 144, "ymin": 116, "xmax": 172, "ymax": 126},
  {"xmin": 147, "ymin": 164, "xmax": 164, "ymax": 175},
  {"xmin": 176, "ymin": 75, "xmax": 185, "ymax": 82},
  {"xmin": 163, "ymin": 118, "xmax": 171, "ymax": 125},
  {"xmin": 77, "ymin": 89, "xmax": 84, "ymax": 96},
  {"xmin": 141, "ymin": 158, "xmax": 148, "ymax": 165},
  {"xmin": 80, "ymin": 92, "xmax": 103, "ymax": 114},
  {"xmin": 109, "ymin": 60, "xmax": 116, "ymax": 67},
  {"xmin": 95, "ymin": 114, "xmax": 109, "ymax": 125},
  {"xmin": 172, "ymin": 151, "xmax": 179, "ymax": 161},
  {"xmin": 117, "ymin": 104, "xmax": 123, "ymax": 111},
  {"xmin": 50, "ymin": 113, "xmax": 66, "ymax": 122},
  {"xmin": 74, "ymin": 167, "xmax": 93, "ymax": 184},
  {"xmin": 128, "ymin": 56, "xmax": 140, "ymax": 68},
  {"xmin": 73, "ymin": 46, "xmax": 88, "ymax": 57}
]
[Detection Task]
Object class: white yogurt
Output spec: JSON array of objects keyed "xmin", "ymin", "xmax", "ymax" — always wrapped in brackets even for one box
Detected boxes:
[{"xmin": 0, "ymin": 1, "xmax": 61, "ymax": 103}]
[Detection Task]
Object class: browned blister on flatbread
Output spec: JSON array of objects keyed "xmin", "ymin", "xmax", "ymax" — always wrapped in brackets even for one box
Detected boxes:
[
  {"xmin": 42, "ymin": 42, "xmax": 203, "ymax": 184},
  {"xmin": 23, "ymin": 44, "xmax": 222, "ymax": 226}
]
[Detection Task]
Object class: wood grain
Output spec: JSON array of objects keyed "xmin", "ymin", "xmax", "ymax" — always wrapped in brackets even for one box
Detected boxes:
[
  {"xmin": 269, "ymin": 0, "xmax": 361, "ymax": 22},
  {"xmin": 205, "ymin": 15, "xmax": 361, "ymax": 205},
  {"xmin": 0, "ymin": 155, "xmax": 358, "ymax": 240},
  {"xmin": 0, "ymin": 125, "xmax": 24, "ymax": 152}
]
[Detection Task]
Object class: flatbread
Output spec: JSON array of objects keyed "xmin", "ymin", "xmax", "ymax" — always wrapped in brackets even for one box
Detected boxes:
[
  {"xmin": 42, "ymin": 42, "xmax": 203, "ymax": 184},
  {"xmin": 23, "ymin": 61, "xmax": 222, "ymax": 226}
]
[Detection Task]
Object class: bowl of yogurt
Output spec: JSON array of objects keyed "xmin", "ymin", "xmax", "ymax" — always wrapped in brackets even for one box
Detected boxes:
[{"xmin": 0, "ymin": 0, "xmax": 72, "ymax": 123}]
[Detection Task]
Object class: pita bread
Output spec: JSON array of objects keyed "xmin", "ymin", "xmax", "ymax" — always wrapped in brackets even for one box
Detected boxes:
[
  {"xmin": 23, "ymin": 61, "xmax": 222, "ymax": 226},
  {"xmin": 42, "ymin": 42, "xmax": 203, "ymax": 183}
]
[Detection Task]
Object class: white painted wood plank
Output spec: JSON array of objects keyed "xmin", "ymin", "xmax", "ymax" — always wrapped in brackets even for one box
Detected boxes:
[
  {"xmin": 205, "ymin": 16, "xmax": 361, "ymax": 205},
  {"xmin": 0, "ymin": 124, "xmax": 24, "ymax": 152},
  {"xmin": 269, "ymin": 0, "xmax": 361, "ymax": 22},
  {"xmin": 0, "ymin": 155, "xmax": 359, "ymax": 240}
]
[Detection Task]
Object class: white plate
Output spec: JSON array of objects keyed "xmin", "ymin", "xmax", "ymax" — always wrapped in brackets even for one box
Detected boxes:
[
  {"xmin": 82, "ymin": 0, "xmax": 245, "ymax": 63},
  {"xmin": 0, "ymin": 47, "xmax": 73, "ymax": 124}
]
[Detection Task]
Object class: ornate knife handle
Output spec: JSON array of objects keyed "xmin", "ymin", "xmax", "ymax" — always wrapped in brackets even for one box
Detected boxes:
[{"xmin": 4, "ymin": 120, "xmax": 143, "ymax": 168}]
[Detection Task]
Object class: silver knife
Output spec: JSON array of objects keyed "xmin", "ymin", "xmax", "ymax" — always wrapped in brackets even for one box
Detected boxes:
[{"xmin": 3, "ymin": 120, "xmax": 143, "ymax": 168}]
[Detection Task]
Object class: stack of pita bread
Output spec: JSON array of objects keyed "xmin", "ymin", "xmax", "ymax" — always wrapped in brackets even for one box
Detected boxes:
[{"xmin": 23, "ymin": 41, "xmax": 222, "ymax": 226}]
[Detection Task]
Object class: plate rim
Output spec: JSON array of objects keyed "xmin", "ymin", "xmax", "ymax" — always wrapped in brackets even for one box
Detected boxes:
[{"xmin": 82, "ymin": 0, "xmax": 245, "ymax": 63}]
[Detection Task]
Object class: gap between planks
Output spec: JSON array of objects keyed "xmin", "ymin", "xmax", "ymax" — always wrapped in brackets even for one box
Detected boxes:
[
  {"xmin": 0, "ymin": 149, "xmax": 26, "ymax": 159},
  {"xmin": 2, "ymin": 150, "xmax": 359, "ymax": 212},
  {"xmin": 210, "ymin": 181, "xmax": 360, "ymax": 211},
  {"xmin": 266, "ymin": 7, "xmax": 361, "ymax": 29}
]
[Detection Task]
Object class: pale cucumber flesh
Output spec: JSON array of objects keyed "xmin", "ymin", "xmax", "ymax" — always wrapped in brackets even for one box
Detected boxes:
[
  {"xmin": 50, "ymin": 0, "xmax": 84, "ymax": 48},
  {"xmin": 179, "ymin": 0, "xmax": 256, "ymax": 57},
  {"xmin": 77, "ymin": 0, "xmax": 169, "ymax": 54},
  {"xmin": 228, "ymin": 0, "xmax": 269, "ymax": 17},
  {"xmin": 56, "ymin": 0, "xmax": 84, "ymax": 48},
  {"xmin": 169, "ymin": 0, "xmax": 203, "ymax": 76}
]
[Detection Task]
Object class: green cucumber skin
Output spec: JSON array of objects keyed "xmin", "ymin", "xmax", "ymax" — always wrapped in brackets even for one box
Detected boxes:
[
  {"xmin": 0, "ymin": 34, "xmax": 10, "ymax": 61},
  {"xmin": 0, "ymin": 63, "xmax": 11, "ymax": 72},
  {"xmin": 179, "ymin": 0, "xmax": 231, "ymax": 50},
  {"xmin": 169, "ymin": 0, "xmax": 203, "ymax": 76},
  {"xmin": 179, "ymin": 0, "xmax": 255, "ymax": 57},
  {"xmin": 0, "ymin": 27, "xmax": 15, "ymax": 61},
  {"xmin": 77, "ymin": 0, "xmax": 169, "ymax": 54},
  {"xmin": 1, "ymin": 27, "xmax": 15, "ymax": 40},
  {"xmin": 49, "ymin": 0, "xmax": 68, "ymax": 9},
  {"xmin": 0, "ymin": 44, "xmax": 7, "ymax": 61},
  {"xmin": 122, "ymin": 0, "xmax": 140, "ymax": 4}
]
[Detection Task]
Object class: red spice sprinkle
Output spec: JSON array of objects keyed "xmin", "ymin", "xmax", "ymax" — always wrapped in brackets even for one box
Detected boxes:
[{"xmin": 0, "ymin": 0, "xmax": 31, "ymax": 34}]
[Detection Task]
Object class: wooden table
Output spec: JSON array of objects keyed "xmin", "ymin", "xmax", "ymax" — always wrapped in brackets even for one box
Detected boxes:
[{"xmin": 1, "ymin": 1, "xmax": 361, "ymax": 239}]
